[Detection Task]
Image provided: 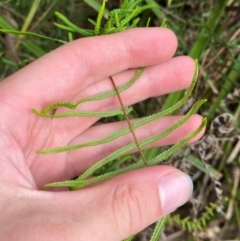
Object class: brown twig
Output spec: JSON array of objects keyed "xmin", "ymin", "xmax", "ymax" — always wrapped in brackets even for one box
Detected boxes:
[{"xmin": 110, "ymin": 76, "xmax": 148, "ymax": 166}]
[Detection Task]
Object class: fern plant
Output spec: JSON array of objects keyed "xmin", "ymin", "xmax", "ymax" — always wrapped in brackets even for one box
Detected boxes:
[
  {"xmin": 169, "ymin": 201, "xmax": 222, "ymax": 232},
  {"xmin": 0, "ymin": 1, "xmax": 207, "ymax": 240}
]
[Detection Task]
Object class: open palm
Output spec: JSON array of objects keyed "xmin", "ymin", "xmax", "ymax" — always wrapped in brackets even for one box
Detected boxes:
[{"xmin": 0, "ymin": 28, "xmax": 203, "ymax": 241}]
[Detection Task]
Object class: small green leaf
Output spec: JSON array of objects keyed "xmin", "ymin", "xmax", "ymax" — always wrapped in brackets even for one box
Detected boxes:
[
  {"xmin": 55, "ymin": 12, "xmax": 94, "ymax": 36},
  {"xmin": 0, "ymin": 55, "xmax": 18, "ymax": 68},
  {"xmin": 94, "ymin": 0, "xmax": 107, "ymax": 35}
]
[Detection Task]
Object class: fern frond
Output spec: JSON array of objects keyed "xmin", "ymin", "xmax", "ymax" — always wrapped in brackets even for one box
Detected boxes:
[
  {"xmin": 169, "ymin": 201, "xmax": 220, "ymax": 232},
  {"xmin": 44, "ymin": 103, "xmax": 206, "ymax": 189},
  {"xmin": 73, "ymin": 101, "xmax": 207, "ymax": 180},
  {"xmin": 32, "ymin": 107, "xmax": 133, "ymax": 118},
  {"xmin": 149, "ymin": 216, "xmax": 168, "ymax": 241},
  {"xmin": 38, "ymin": 60, "xmax": 198, "ymax": 155},
  {"xmin": 39, "ymin": 67, "xmax": 146, "ymax": 115},
  {"xmin": 94, "ymin": 0, "xmax": 107, "ymax": 35}
]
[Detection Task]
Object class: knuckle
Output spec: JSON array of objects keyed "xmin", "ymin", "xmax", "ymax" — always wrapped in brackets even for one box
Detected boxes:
[{"xmin": 109, "ymin": 183, "xmax": 146, "ymax": 235}]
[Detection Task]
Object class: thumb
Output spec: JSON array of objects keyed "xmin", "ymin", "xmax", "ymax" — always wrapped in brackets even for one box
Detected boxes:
[{"xmin": 59, "ymin": 165, "xmax": 193, "ymax": 241}]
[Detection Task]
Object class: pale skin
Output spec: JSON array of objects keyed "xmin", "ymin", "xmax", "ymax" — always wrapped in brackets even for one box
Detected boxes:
[{"xmin": 0, "ymin": 28, "xmax": 204, "ymax": 241}]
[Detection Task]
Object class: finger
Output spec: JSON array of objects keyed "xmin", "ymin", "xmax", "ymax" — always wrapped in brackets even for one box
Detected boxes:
[
  {"xmin": 46, "ymin": 56, "xmax": 195, "ymax": 141},
  {"xmin": 1, "ymin": 28, "xmax": 177, "ymax": 108},
  {"xmin": 55, "ymin": 166, "xmax": 193, "ymax": 240},
  {"xmin": 66, "ymin": 115, "xmax": 204, "ymax": 178},
  {"xmin": 7, "ymin": 167, "xmax": 192, "ymax": 240},
  {"xmin": 31, "ymin": 114, "xmax": 204, "ymax": 188}
]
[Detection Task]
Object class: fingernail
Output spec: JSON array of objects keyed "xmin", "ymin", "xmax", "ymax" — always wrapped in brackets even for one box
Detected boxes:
[{"xmin": 158, "ymin": 171, "xmax": 193, "ymax": 215}]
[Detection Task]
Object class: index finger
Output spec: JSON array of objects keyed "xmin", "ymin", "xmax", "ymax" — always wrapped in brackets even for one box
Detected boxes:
[{"xmin": 1, "ymin": 28, "xmax": 177, "ymax": 107}]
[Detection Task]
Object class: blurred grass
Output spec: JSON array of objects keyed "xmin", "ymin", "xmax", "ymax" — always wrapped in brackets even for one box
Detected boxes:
[{"xmin": 0, "ymin": 0, "xmax": 239, "ymax": 240}]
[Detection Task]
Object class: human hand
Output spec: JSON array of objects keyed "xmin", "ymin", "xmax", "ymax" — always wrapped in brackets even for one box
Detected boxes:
[{"xmin": 0, "ymin": 28, "xmax": 204, "ymax": 241}]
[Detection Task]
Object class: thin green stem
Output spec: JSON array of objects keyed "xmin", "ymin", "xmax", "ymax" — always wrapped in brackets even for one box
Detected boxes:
[{"xmin": 14, "ymin": 0, "xmax": 41, "ymax": 50}]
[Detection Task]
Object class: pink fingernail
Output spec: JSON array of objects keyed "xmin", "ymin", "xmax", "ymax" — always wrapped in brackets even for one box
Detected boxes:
[{"xmin": 158, "ymin": 171, "xmax": 193, "ymax": 215}]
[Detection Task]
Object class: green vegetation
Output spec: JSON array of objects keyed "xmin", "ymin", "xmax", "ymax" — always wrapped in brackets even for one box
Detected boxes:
[{"xmin": 0, "ymin": 0, "xmax": 239, "ymax": 240}]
